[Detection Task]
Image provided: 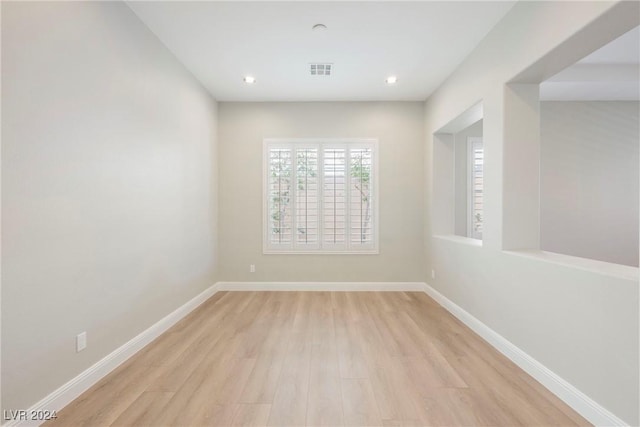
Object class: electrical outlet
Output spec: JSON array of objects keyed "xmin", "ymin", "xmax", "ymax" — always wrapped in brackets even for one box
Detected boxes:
[
  {"xmin": 76, "ymin": 332, "xmax": 87, "ymax": 352},
  {"xmin": 431, "ymin": 269, "xmax": 436, "ymax": 280},
  {"xmin": 249, "ymin": 264, "xmax": 256, "ymax": 273}
]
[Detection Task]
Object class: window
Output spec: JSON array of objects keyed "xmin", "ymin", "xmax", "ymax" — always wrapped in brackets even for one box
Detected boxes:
[
  {"xmin": 264, "ymin": 139, "xmax": 378, "ymax": 253},
  {"xmin": 436, "ymin": 107, "xmax": 483, "ymax": 242},
  {"xmin": 468, "ymin": 137, "xmax": 483, "ymax": 239}
]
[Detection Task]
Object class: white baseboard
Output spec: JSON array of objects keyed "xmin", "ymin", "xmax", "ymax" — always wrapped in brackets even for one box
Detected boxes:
[
  {"xmin": 7, "ymin": 281, "xmax": 628, "ymax": 427},
  {"xmin": 422, "ymin": 282, "xmax": 629, "ymax": 427},
  {"xmin": 216, "ymin": 281, "xmax": 427, "ymax": 292},
  {"xmin": 3, "ymin": 283, "xmax": 220, "ymax": 427}
]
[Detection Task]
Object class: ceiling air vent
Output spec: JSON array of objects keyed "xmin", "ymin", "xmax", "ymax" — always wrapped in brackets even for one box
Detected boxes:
[{"xmin": 310, "ymin": 63, "xmax": 332, "ymax": 76}]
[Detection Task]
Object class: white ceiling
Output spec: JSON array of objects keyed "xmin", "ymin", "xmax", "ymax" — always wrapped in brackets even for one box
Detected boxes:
[
  {"xmin": 127, "ymin": 1, "xmax": 515, "ymax": 101},
  {"xmin": 540, "ymin": 26, "xmax": 640, "ymax": 101}
]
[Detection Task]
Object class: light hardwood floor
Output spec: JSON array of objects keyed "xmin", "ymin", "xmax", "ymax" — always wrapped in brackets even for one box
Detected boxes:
[{"xmin": 48, "ymin": 292, "xmax": 591, "ymax": 426}]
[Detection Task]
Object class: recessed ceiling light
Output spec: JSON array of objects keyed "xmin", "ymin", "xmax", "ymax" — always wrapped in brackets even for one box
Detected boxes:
[
  {"xmin": 243, "ymin": 75, "xmax": 256, "ymax": 84},
  {"xmin": 312, "ymin": 23, "xmax": 327, "ymax": 31},
  {"xmin": 386, "ymin": 76, "xmax": 397, "ymax": 85}
]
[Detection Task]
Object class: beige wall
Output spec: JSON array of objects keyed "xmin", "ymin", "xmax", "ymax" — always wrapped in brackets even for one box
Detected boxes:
[
  {"xmin": 218, "ymin": 102, "xmax": 424, "ymax": 282},
  {"xmin": 541, "ymin": 101, "xmax": 639, "ymax": 267},
  {"xmin": 2, "ymin": 2, "xmax": 218, "ymax": 411},
  {"xmin": 3, "ymin": 1, "xmax": 638, "ymax": 424},
  {"xmin": 425, "ymin": 2, "xmax": 639, "ymax": 424}
]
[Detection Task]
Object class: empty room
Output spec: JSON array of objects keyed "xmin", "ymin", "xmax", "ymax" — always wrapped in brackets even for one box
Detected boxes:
[{"xmin": 1, "ymin": 1, "xmax": 639, "ymax": 426}]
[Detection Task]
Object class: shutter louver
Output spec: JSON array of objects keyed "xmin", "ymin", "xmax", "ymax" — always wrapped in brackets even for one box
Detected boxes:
[
  {"xmin": 350, "ymin": 148, "xmax": 373, "ymax": 246},
  {"xmin": 295, "ymin": 148, "xmax": 319, "ymax": 247},
  {"xmin": 323, "ymin": 148, "xmax": 346, "ymax": 248},
  {"xmin": 471, "ymin": 139, "xmax": 483, "ymax": 239},
  {"xmin": 268, "ymin": 148, "xmax": 293, "ymax": 247}
]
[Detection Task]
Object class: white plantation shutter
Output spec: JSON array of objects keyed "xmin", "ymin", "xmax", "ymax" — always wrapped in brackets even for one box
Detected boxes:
[
  {"xmin": 323, "ymin": 147, "xmax": 347, "ymax": 249},
  {"xmin": 349, "ymin": 147, "xmax": 374, "ymax": 249},
  {"xmin": 468, "ymin": 137, "xmax": 483, "ymax": 240},
  {"xmin": 265, "ymin": 139, "xmax": 377, "ymax": 253},
  {"xmin": 295, "ymin": 148, "xmax": 319, "ymax": 248},
  {"xmin": 267, "ymin": 147, "xmax": 293, "ymax": 248}
]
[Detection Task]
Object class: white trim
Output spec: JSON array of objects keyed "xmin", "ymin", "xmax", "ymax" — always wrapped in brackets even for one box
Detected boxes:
[
  {"xmin": 216, "ymin": 281, "xmax": 426, "ymax": 292},
  {"xmin": 421, "ymin": 282, "xmax": 629, "ymax": 427},
  {"xmin": 2, "ymin": 283, "xmax": 220, "ymax": 427},
  {"xmin": 264, "ymin": 138, "xmax": 379, "ymax": 145},
  {"xmin": 263, "ymin": 138, "xmax": 379, "ymax": 254},
  {"xmin": 8, "ymin": 281, "xmax": 628, "ymax": 427},
  {"xmin": 466, "ymin": 135, "xmax": 472, "ymax": 237},
  {"xmin": 467, "ymin": 136, "xmax": 483, "ymax": 240},
  {"xmin": 262, "ymin": 250, "xmax": 380, "ymax": 255}
]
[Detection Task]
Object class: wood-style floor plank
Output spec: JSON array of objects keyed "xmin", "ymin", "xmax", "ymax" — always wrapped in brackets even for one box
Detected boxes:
[
  {"xmin": 47, "ymin": 291, "xmax": 592, "ymax": 427},
  {"xmin": 266, "ymin": 293, "xmax": 313, "ymax": 427},
  {"xmin": 341, "ymin": 378, "xmax": 383, "ymax": 427},
  {"xmin": 109, "ymin": 391, "xmax": 174, "ymax": 427},
  {"xmin": 231, "ymin": 404, "xmax": 271, "ymax": 427}
]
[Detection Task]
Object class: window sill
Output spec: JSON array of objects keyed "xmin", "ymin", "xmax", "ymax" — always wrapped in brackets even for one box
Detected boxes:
[
  {"xmin": 433, "ymin": 234, "xmax": 483, "ymax": 247},
  {"xmin": 503, "ymin": 249, "xmax": 639, "ymax": 281},
  {"xmin": 263, "ymin": 250, "xmax": 380, "ymax": 255}
]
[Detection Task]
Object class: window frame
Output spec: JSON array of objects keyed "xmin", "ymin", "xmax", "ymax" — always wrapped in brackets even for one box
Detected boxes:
[{"xmin": 263, "ymin": 138, "xmax": 379, "ymax": 254}]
